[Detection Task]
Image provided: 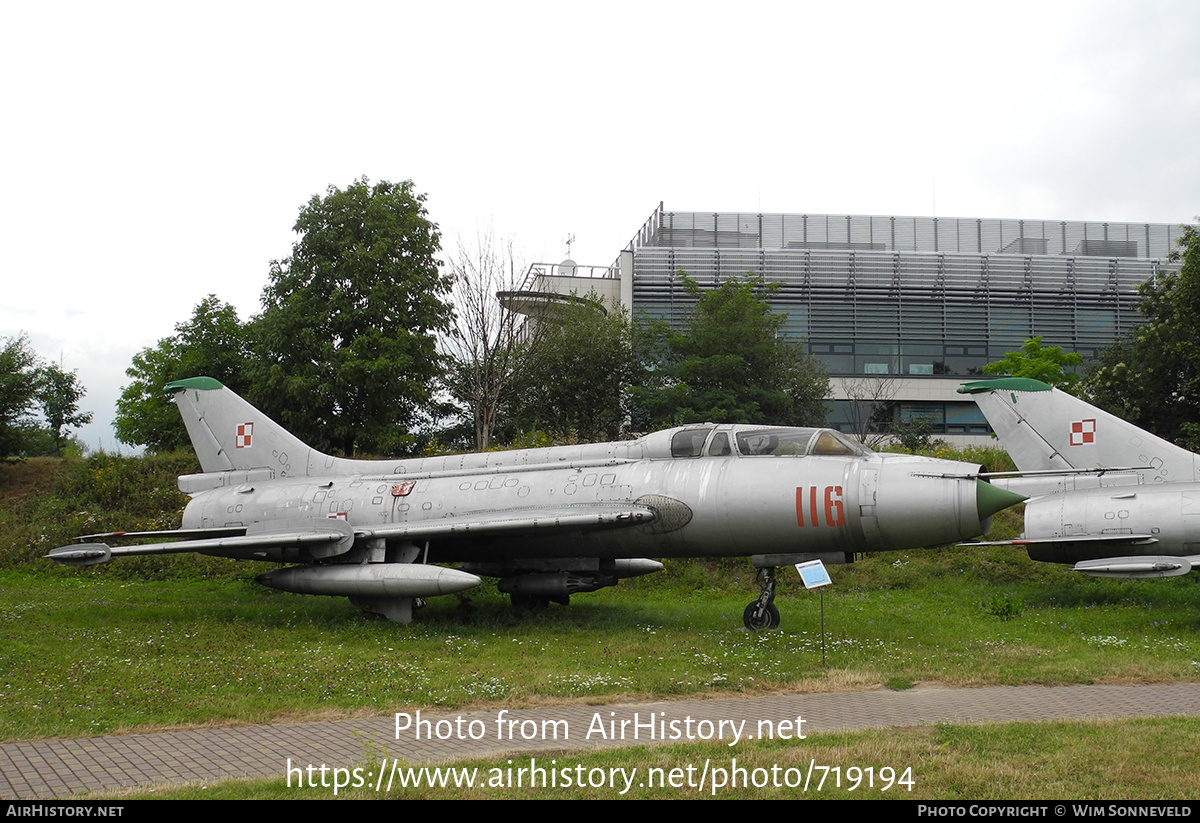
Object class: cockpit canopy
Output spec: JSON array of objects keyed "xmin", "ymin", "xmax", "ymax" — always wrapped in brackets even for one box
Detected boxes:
[{"xmin": 658, "ymin": 425, "xmax": 870, "ymax": 459}]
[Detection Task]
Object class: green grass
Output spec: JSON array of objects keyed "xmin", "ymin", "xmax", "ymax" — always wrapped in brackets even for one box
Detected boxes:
[{"xmin": 2, "ymin": 546, "xmax": 1199, "ymax": 741}]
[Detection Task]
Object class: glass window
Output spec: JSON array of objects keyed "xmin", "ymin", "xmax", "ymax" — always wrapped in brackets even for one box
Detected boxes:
[
  {"xmin": 902, "ymin": 344, "xmax": 941, "ymax": 375},
  {"xmin": 671, "ymin": 428, "xmax": 714, "ymax": 458},
  {"xmin": 857, "ymin": 343, "xmax": 899, "ymax": 374},
  {"xmin": 942, "ymin": 344, "xmax": 988, "ymax": 376},
  {"xmin": 707, "ymin": 432, "xmax": 732, "ymax": 456},
  {"xmin": 899, "ymin": 403, "xmax": 944, "ymax": 426},
  {"xmin": 811, "ymin": 430, "xmax": 869, "ymax": 456},
  {"xmin": 809, "ymin": 342, "xmax": 854, "ymax": 373},
  {"xmin": 735, "ymin": 428, "xmax": 815, "ymax": 456}
]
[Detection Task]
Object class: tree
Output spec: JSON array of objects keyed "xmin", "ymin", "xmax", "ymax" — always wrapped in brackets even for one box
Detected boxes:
[
  {"xmin": 1085, "ymin": 222, "xmax": 1200, "ymax": 448},
  {"xmin": 0, "ymin": 333, "xmax": 42, "ymax": 459},
  {"xmin": 440, "ymin": 232, "xmax": 536, "ymax": 450},
  {"xmin": 115, "ymin": 295, "xmax": 251, "ymax": 452},
  {"xmin": 37, "ymin": 363, "xmax": 93, "ymax": 456},
  {"xmin": 891, "ymin": 414, "xmax": 938, "ymax": 452},
  {"xmin": 251, "ymin": 178, "xmax": 452, "ymax": 456},
  {"xmin": 839, "ymin": 375, "xmax": 899, "ymax": 449},
  {"xmin": 983, "ymin": 336, "xmax": 1083, "ymax": 394},
  {"xmin": 512, "ymin": 299, "xmax": 639, "ymax": 443},
  {"xmin": 636, "ymin": 275, "xmax": 829, "ymax": 428}
]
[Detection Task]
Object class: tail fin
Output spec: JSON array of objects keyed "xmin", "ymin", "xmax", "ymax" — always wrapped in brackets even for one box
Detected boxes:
[
  {"xmin": 165, "ymin": 377, "xmax": 320, "ymax": 477},
  {"xmin": 959, "ymin": 378, "xmax": 1200, "ymax": 482}
]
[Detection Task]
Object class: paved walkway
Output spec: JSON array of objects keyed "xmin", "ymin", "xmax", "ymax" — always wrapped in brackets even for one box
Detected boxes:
[{"xmin": 3, "ymin": 682, "xmax": 1200, "ymax": 798}]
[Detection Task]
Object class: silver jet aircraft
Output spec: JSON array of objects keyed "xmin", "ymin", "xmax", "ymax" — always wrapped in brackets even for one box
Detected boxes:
[
  {"xmin": 960, "ymin": 377, "xmax": 1200, "ymax": 578},
  {"xmin": 49, "ymin": 377, "xmax": 1023, "ymax": 628}
]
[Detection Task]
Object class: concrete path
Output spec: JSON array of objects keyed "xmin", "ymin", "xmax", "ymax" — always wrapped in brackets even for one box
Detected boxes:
[{"xmin": 3, "ymin": 682, "xmax": 1200, "ymax": 798}]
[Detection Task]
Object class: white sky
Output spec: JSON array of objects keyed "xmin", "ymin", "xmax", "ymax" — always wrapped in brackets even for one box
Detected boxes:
[{"xmin": 3, "ymin": 0, "xmax": 1199, "ymax": 451}]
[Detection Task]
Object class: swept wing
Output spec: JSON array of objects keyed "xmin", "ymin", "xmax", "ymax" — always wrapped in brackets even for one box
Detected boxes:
[{"xmin": 49, "ymin": 503, "xmax": 657, "ymax": 564}]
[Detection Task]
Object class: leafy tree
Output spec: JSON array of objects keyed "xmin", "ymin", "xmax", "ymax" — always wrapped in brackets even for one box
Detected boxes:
[
  {"xmin": 1085, "ymin": 222, "xmax": 1200, "ymax": 448},
  {"xmin": 636, "ymin": 275, "xmax": 829, "ymax": 428},
  {"xmin": 983, "ymin": 336, "xmax": 1083, "ymax": 394},
  {"xmin": 511, "ymin": 299, "xmax": 639, "ymax": 443},
  {"xmin": 37, "ymin": 363, "xmax": 93, "ymax": 456},
  {"xmin": 891, "ymin": 414, "xmax": 939, "ymax": 452},
  {"xmin": 251, "ymin": 178, "xmax": 452, "ymax": 456},
  {"xmin": 0, "ymin": 333, "xmax": 42, "ymax": 459},
  {"xmin": 115, "ymin": 295, "xmax": 251, "ymax": 452}
]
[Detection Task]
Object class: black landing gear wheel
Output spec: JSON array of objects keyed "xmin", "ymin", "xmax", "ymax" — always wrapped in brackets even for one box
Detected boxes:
[
  {"xmin": 742, "ymin": 601, "xmax": 781, "ymax": 631},
  {"xmin": 743, "ymin": 566, "xmax": 781, "ymax": 630}
]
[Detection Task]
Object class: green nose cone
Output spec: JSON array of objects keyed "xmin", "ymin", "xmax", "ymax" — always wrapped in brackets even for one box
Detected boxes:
[{"xmin": 976, "ymin": 480, "xmax": 1027, "ymax": 520}]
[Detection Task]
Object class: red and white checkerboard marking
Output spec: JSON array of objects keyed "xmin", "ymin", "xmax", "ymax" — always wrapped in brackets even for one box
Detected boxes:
[
  {"xmin": 235, "ymin": 422, "xmax": 254, "ymax": 449},
  {"xmin": 1069, "ymin": 418, "xmax": 1095, "ymax": 446}
]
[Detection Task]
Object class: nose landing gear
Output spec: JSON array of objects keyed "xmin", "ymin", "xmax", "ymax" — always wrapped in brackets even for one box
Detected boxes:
[{"xmin": 743, "ymin": 566, "xmax": 781, "ymax": 630}]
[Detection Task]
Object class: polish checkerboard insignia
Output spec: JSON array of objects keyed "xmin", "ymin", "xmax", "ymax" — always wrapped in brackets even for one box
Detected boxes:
[
  {"xmin": 1069, "ymin": 418, "xmax": 1095, "ymax": 446},
  {"xmin": 235, "ymin": 422, "xmax": 254, "ymax": 449}
]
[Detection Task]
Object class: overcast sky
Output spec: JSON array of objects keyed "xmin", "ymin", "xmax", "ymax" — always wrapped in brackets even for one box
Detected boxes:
[{"xmin": 3, "ymin": 0, "xmax": 1198, "ymax": 451}]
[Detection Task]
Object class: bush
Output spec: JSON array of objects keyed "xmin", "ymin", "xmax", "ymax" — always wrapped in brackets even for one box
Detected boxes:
[
  {"xmin": 986, "ymin": 592, "xmax": 1024, "ymax": 621},
  {"xmin": 1, "ymin": 451, "xmax": 197, "ymax": 568}
]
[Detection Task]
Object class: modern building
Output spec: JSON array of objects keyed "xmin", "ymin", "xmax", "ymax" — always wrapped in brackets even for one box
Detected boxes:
[{"xmin": 510, "ymin": 204, "xmax": 1184, "ymax": 445}]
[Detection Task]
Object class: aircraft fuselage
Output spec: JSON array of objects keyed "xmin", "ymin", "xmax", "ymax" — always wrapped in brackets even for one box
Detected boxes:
[
  {"xmin": 180, "ymin": 426, "xmax": 995, "ymax": 564},
  {"xmin": 1023, "ymin": 482, "xmax": 1200, "ymax": 563}
]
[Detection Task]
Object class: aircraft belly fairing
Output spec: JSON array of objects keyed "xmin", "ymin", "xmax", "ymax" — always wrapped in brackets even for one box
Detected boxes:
[{"xmin": 47, "ymin": 377, "xmax": 1024, "ymax": 627}]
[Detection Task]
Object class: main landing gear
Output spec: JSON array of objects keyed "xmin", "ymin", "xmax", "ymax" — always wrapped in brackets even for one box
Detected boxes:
[
  {"xmin": 510, "ymin": 593, "xmax": 554, "ymax": 611},
  {"xmin": 743, "ymin": 566, "xmax": 781, "ymax": 631}
]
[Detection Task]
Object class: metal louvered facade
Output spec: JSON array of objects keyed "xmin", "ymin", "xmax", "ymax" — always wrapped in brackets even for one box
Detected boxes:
[{"xmin": 627, "ymin": 207, "xmax": 1179, "ymax": 377}]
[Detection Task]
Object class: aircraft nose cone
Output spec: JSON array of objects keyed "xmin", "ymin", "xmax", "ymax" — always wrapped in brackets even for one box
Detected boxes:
[{"xmin": 975, "ymin": 479, "xmax": 1026, "ymax": 520}]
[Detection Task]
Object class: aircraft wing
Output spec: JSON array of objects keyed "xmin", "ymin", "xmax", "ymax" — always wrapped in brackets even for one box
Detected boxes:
[
  {"xmin": 955, "ymin": 533, "xmax": 1200, "ymax": 578},
  {"xmin": 47, "ymin": 518, "xmax": 356, "ymax": 565},
  {"xmin": 962, "ymin": 533, "xmax": 1158, "ymax": 549},
  {"xmin": 355, "ymin": 503, "xmax": 657, "ymax": 541},
  {"xmin": 47, "ymin": 504, "xmax": 658, "ymax": 566}
]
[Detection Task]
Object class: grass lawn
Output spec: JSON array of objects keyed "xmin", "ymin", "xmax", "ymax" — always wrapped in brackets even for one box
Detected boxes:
[{"xmin": 3, "ymin": 544, "xmax": 1198, "ymax": 742}]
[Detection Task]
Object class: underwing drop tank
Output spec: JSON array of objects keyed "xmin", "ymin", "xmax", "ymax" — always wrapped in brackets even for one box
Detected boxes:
[{"xmin": 256, "ymin": 564, "xmax": 482, "ymax": 598}]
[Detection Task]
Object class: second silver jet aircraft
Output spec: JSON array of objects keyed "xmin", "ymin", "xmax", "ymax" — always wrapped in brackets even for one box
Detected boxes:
[{"xmin": 961, "ymin": 377, "xmax": 1200, "ymax": 578}]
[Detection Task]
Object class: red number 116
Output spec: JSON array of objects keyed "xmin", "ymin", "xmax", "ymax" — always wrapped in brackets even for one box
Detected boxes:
[{"xmin": 796, "ymin": 485, "xmax": 844, "ymax": 528}]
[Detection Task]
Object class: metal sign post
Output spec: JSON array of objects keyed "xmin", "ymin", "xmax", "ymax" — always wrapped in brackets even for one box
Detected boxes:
[{"xmin": 794, "ymin": 559, "xmax": 833, "ymax": 667}]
